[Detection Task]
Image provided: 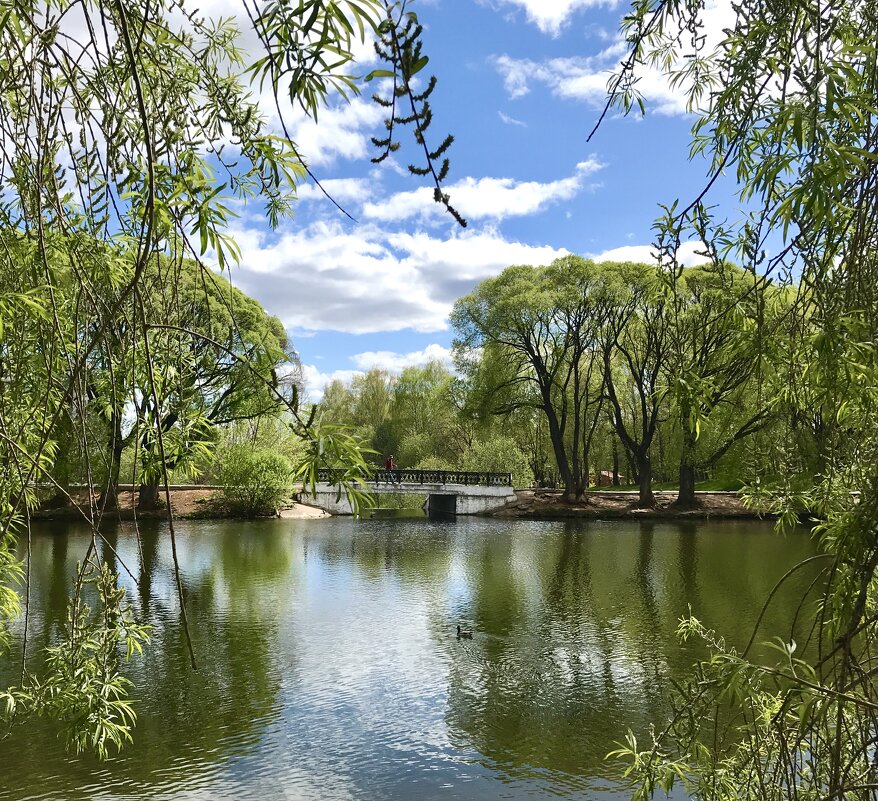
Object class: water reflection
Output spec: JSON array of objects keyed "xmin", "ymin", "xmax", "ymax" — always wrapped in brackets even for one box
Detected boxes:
[{"xmin": 0, "ymin": 518, "xmax": 820, "ymax": 800}]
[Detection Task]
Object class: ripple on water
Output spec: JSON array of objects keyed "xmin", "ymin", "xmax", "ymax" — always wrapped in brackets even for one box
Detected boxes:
[{"xmin": 0, "ymin": 517, "xmax": 819, "ymax": 801}]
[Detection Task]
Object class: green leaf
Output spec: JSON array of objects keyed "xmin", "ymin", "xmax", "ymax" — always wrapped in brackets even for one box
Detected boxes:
[{"xmin": 364, "ymin": 68, "xmax": 396, "ymax": 81}]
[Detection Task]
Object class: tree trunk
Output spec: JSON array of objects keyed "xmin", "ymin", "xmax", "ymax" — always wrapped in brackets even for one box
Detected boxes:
[
  {"xmin": 676, "ymin": 412, "xmax": 698, "ymax": 507},
  {"xmin": 626, "ymin": 449, "xmax": 638, "ymax": 486},
  {"xmin": 138, "ymin": 481, "xmax": 160, "ymax": 510},
  {"xmin": 636, "ymin": 452, "xmax": 654, "ymax": 507},
  {"xmin": 677, "ymin": 463, "xmax": 697, "ymax": 507},
  {"xmin": 578, "ymin": 446, "xmax": 590, "ymax": 500},
  {"xmin": 542, "ymin": 404, "xmax": 573, "ymax": 499},
  {"xmin": 612, "ymin": 439, "xmax": 620, "ymax": 486},
  {"xmin": 99, "ymin": 412, "xmax": 124, "ymax": 510}
]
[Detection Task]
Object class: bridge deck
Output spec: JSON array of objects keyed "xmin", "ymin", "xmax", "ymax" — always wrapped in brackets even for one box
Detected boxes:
[{"xmin": 316, "ymin": 468, "xmax": 513, "ymax": 488}]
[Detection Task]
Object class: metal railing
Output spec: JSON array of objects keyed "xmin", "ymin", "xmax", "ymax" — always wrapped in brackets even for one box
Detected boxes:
[{"xmin": 316, "ymin": 468, "xmax": 513, "ymax": 487}]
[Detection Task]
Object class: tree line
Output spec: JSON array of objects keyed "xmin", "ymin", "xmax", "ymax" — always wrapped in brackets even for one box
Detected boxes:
[
  {"xmin": 0, "ymin": 239, "xmax": 307, "ymax": 502},
  {"xmin": 320, "ymin": 255, "xmax": 828, "ymax": 512}
]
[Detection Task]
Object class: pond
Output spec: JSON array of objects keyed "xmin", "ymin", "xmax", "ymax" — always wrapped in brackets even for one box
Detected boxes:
[{"xmin": 0, "ymin": 518, "xmax": 820, "ymax": 800}]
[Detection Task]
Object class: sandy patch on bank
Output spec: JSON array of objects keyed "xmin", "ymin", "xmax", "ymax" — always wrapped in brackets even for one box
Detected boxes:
[{"xmin": 279, "ymin": 503, "xmax": 330, "ymax": 519}]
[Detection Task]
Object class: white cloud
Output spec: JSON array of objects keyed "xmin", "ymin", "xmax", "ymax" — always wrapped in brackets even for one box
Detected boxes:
[
  {"xmin": 361, "ymin": 159, "xmax": 604, "ymax": 223},
  {"xmin": 274, "ymin": 97, "xmax": 385, "ymax": 167},
  {"xmin": 592, "ymin": 241, "xmax": 709, "ymax": 266},
  {"xmin": 488, "ymin": 0, "xmax": 617, "ymax": 36},
  {"xmin": 498, "ymin": 110, "xmax": 527, "ymax": 127},
  {"xmin": 302, "ymin": 345, "xmax": 454, "ymax": 400},
  {"xmin": 494, "ymin": 49, "xmax": 690, "ymax": 115},
  {"xmin": 495, "ymin": 55, "xmax": 536, "ymax": 99},
  {"xmin": 493, "ymin": 0, "xmax": 735, "ymax": 116},
  {"xmin": 387, "ymin": 227, "xmax": 567, "ymax": 286},
  {"xmin": 350, "ymin": 344, "xmax": 453, "ymax": 372},
  {"xmin": 223, "ymin": 221, "xmax": 569, "ymax": 335},
  {"xmin": 301, "ymin": 364, "xmax": 364, "ymax": 401}
]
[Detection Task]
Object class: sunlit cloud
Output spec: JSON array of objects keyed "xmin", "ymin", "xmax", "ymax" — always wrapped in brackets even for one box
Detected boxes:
[
  {"xmin": 362, "ymin": 159, "xmax": 604, "ymax": 224},
  {"xmin": 486, "ymin": 0, "xmax": 617, "ymax": 36},
  {"xmin": 350, "ymin": 343, "xmax": 453, "ymax": 372},
  {"xmin": 493, "ymin": 0, "xmax": 735, "ymax": 116},
  {"xmin": 592, "ymin": 241, "xmax": 709, "ymax": 266},
  {"xmin": 302, "ymin": 344, "xmax": 454, "ymax": 400}
]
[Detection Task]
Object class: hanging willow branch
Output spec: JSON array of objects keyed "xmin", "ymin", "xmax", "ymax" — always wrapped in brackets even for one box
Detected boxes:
[
  {"xmin": 592, "ymin": 2, "xmax": 878, "ymax": 800},
  {"xmin": 369, "ymin": 0, "xmax": 466, "ymax": 227}
]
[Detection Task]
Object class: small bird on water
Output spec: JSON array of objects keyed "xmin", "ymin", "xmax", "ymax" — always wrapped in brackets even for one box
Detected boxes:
[{"xmin": 457, "ymin": 624, "xmax": 473, "ymax": 639}]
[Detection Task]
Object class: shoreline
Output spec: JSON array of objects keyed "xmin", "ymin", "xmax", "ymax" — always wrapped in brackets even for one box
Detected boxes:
[
  {"xmin": 31, "ymin": 487, "xmax": 329, "ymax": 521},
  {"xmin": 488, "ymin": 489, "xmax": 771, "ymax": 521},
  {"xmin": 31, "ymin": 486, "xmax": 770, "ymax": 523}
]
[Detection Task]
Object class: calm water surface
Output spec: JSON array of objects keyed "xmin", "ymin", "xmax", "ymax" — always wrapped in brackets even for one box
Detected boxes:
[{"xmin": 0, "ymin": 518, "xmax": 820, "ymax": 800}]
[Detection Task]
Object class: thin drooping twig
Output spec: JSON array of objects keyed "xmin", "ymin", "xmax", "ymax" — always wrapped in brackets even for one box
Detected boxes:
[
  {"xmin": 742, "ymin": 553, "xmax": 834, "ymax": 658},
  {"xmin": 138, "ymin": 294, "xmax": 197, "ymax": 670}
]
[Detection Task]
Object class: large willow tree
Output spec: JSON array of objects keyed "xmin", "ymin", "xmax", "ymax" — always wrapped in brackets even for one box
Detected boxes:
[
  {"xmin": 600, "ymin": 1, "xmax": 878, "ymax": 799},
  {"xmin": 0, "ymin": 0, "xmax": 460, "ymax": 755}
]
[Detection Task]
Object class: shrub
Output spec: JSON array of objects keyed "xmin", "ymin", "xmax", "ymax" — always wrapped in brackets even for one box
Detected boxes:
[
  {"xmin": 218, "ymin": 445, "xmax": 293, "ymax": 518},
  {"xmin": 462, "ymin": 436, "xmax": 533, "ymax": 488}
]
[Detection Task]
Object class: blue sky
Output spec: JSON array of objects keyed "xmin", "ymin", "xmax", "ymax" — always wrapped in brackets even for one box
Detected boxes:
[{"xmin": 217, "ymin": 0, "xmax": 735, "ymax": 398}]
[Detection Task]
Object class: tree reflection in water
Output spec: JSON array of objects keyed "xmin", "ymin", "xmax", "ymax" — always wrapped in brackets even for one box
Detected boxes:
[
  {"xmin": 1, "ymin": 521, "xmax": 291, "ymax": 799},
  {"xmin": 441, "ymin": 520, "xmax": 822, "ymax": 789},
  {"xmin": 0, "ymin": 518, "xmax": 821, "ymax": 801}
]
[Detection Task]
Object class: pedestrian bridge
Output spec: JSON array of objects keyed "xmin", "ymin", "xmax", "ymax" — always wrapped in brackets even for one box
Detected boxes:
[{"xmin": 308, "ymin": 468, "xmax": 517, "ymax": 516}]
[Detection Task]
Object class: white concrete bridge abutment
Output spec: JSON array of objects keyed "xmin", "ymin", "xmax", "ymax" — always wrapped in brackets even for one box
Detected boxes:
[{"xmin": 306, "ymin": 469, "xmax": 516, "ymax": 516}]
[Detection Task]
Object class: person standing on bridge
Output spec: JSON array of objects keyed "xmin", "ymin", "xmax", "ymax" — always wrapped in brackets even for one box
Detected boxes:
[{"xmin": 385, "ymin": 454, "xmax": 398, "ymax": 485}]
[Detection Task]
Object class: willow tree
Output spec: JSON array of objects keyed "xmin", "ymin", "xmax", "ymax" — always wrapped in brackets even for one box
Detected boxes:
[
  {"xmin": 664, "ymin": 262, "xmax": 781, "ymax": 507},
  {"xmin": 0, "ymin": 0, "xmax": 460, "ymax": 756},
  {"xmin": 452, "ymin": 264, "xmax": 577, "ymax": 494},
  {"xmin": 600, "ymin": 261, "xmax": 671, "ymax": 508},
  {"xmin": 132, "ymin": 258, "xmax": 295, "ymax": 509},
  {"xmin": 597, "ymin": 1, "xmax": 878, "ymax": 798},
  {"xmin": 452, "ymin": 257, "xmax": 613, "ymax": 500}
]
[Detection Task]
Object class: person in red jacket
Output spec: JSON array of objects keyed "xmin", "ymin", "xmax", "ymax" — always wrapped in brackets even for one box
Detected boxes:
[{"xmin": 385, "ymin": 455, "xmax": 397, "ymax": 485}]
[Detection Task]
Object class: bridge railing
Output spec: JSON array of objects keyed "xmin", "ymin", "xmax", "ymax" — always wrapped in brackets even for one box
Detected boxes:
[{"xmin": 316, "ymin": 468, "xmax": 513, "ymax": 487}]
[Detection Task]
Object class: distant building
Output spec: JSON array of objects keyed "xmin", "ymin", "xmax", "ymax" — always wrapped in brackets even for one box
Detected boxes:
[{"xmin": 595, "ymin": 470, "xmax": 623, "ymax": 487}]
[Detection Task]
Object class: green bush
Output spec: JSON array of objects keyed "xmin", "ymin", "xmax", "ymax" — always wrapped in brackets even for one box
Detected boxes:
[
  {"xmin": 218, "ymin": 446, "xmax": 293, "ymax": 518},
  {"xmin": 462, "ymin": 436, "xmax": 533, "ymax": 488}
]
